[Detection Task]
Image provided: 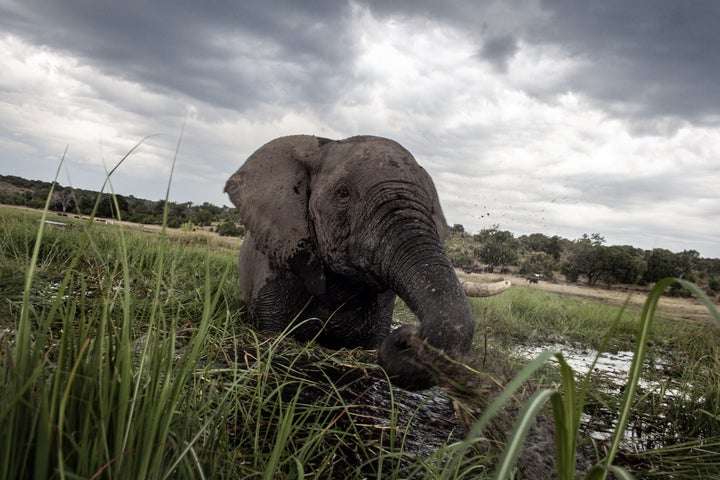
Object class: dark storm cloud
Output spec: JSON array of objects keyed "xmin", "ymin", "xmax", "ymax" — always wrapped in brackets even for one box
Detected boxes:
[
  {"xmin": 4, "ymin": 1, "xmax": 719, "ymax": 123},
  {"xmin": 367, "ymin": 0, "xmax": 720, "ymax": 124},
  {"xmin": 478, "ymin": 34, "xmax": 519, "ymax": 72},
  {"xmin": 529, "ymin": 0, "xmax": 720, "ymax": 123},
  {"xmin": 0, "ymin": 0, "xmax": 355, "ymax": 112}
]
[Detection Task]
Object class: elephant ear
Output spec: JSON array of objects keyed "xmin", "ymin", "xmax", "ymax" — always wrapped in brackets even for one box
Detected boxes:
[{"xmin": 224, "ymin": 135, "xmax": 332, "ymax": 295}]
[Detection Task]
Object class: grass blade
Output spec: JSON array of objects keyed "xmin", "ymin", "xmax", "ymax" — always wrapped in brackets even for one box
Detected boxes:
[
  {"xmin": 601, "ymin": 277, "xmax": 720, "ymax": 478},
  {"xmin": 551, "ymin": 353, "xmax": 580, "ymax": 480},
  {"xmin": 442, "ymin": 349, "xmax": 556, "ymax": 478},
  {"xmin": 494, "ymin": 388, "xmax": 555, "ymax": 479}
]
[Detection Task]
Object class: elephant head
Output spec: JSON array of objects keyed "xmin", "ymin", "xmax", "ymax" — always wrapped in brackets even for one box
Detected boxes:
[{"xmin": 225, "ymin": 135, "xmax": 509, "ymax": 389}]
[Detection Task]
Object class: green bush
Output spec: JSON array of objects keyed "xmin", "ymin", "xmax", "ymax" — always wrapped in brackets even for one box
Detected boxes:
[{"xmin": 216, "ymin": 219, "xmax": 244, "ymax": 237}]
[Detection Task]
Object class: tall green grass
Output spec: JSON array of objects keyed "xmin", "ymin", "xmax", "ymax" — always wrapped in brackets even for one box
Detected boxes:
[
  {"xmin": 442, "ymin": 279, "xmax": 720, "ymax": 479},
  {"xmin": 4, "ymin": 196, "xmax": 720, "ymax": 478},
  {"xmin": 0, "ymin": 199, "xmax": 238, "ymax": 477},
  {"xmin": 2, "ymin": 147, "xmax": 720, "ymax": 477},
  {"xmin": 0, "ymin": 204, "xmax": 409, "ymax": 478}
]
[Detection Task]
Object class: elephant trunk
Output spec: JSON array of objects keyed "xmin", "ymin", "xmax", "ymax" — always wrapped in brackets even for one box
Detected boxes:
[
  {"xmin": 379, "ymin": 239, "xmax": 475, "ymax": 389},
  {"xmin": 351, "ymin": 186, "xmax": 476, "ymax": 389}
]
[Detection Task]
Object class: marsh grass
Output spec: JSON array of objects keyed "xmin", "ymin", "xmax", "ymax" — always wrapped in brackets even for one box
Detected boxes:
[
  {"xmin": 0, "ymin": 180, "xmax": 240, "ymax": 478},
  {"xmin": 3, "ymin": 194, "xmax": 720, "ymax": 478},
  {"xmin": 475, "ymin": 281, "xmax": 720, "ymax": 479},
  {"xmin": 2, "ymin": 151, "xmax": 720, "ymax": 477},
  {"xmin": 0, "ymin": 203, "xmax": 428, "ymax": 478},
  {"xmin": 474, "ymin": 287, "xmax": 640, "ymax": 349}
]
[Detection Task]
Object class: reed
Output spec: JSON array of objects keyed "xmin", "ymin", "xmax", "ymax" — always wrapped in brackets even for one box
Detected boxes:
[{"xmin": 1, "ymin": 143, "xmax": 719, "ymax": 478}]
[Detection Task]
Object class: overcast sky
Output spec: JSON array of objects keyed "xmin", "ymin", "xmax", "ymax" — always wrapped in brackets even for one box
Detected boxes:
[{"xmin": 1, "ymin": 0, "xmax": 719, "ymax": 257}]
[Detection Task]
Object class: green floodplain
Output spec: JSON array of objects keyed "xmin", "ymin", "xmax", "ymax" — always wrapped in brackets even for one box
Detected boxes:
[{"xmin": 2, "ymin": 204, "xmax": 720, "ymax": 479}]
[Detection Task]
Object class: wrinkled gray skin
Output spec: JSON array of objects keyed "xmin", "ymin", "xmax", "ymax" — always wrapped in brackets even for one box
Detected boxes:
[{"xmin": 225, "ymin": 135, "xmax": 474, "ymax": 389}]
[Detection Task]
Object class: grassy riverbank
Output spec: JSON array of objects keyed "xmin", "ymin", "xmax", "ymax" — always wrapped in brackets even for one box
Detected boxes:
[{"xmin": 1, "ymin": 204, "xmax": 719, "ymax": 478}]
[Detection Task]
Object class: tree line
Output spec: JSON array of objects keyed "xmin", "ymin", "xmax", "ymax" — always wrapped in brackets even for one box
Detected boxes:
[
  {"xmin": 0, "ymin": 174, "xmax": 244, "ymax": 236},
  {"xmin": 2, "ymin": 174, "xmax": 718, "ymax": 297},
  {"xmin": 447, "ymin": 225, "xmax": 720, "ymax": 298}
]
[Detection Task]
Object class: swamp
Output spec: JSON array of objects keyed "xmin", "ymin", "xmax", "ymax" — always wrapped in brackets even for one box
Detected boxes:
[{"xmin": 1, "ymin": 204, "xmax": 720, "ymax": 479}]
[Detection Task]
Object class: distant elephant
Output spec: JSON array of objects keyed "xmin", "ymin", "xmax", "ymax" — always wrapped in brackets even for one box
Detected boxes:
[{"xmin": 225, "ymin": 135, "xmax": 509, "ymax": 389}]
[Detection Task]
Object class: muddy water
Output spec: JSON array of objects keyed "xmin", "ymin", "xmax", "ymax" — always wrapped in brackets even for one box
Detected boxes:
[
  {"xmin": 514, "ymin": 343, "xmax": 674, "ymax": 390},
  {"xmin": 513, "ymin": 343, "xmax": 686, "ymax": 450}
]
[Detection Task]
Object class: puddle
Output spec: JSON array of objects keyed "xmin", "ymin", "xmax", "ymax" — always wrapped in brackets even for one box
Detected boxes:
[
  {"xmin": 513, "ymin": 343, "xmax": 676, "ymax": 392},
  {"xmin": 513, "ymin": 343, "xmax": 690, "ymax": 450}
]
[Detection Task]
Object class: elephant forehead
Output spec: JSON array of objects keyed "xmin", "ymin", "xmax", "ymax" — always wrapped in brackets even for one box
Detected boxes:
[
  {"xmin": 349, "ymin": 142, "xmax": 413, "ymax": 167},
  {"xmin": 310, "ymin": 137, "xmax": 438, "ymax": 197},
  {"xmin": 339, "ymin": 148, "xmax": 428, "ymax": 186},
  {"xmin": 320, "ymin": 137, "xmax": 411, "ymax": 168}
]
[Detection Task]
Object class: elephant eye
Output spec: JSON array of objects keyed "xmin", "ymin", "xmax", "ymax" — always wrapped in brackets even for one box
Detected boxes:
[{"xmin": 335, "ymin": 184, "xmax": 351, "ymax": 202}]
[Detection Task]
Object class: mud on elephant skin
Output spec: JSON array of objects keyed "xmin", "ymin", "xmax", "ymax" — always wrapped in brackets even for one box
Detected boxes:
[{"xmin": 225, "ymin": 134, "xmax": 509, "ymax": 389}]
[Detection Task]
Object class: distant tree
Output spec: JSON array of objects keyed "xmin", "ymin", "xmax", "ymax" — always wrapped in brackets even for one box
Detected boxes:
[
  {"xmin": 51, "ymin": 187, "xmax": 75, "ymax": 212},
  {"xmin": 581, "ymin": 233, "xmax": 606, "ymax": 247},
  {"xmin": 676, "ymin": 250, "xmax": 700, "ymax": 280},
  {"xmin": 170, "ymin": 201, "xmax": 192, "ymax": 222},
  {"xmin": 519, "ymin": 233, "xmax": 564, "ymax": 260},
  {"xmin": 76, "ymin": 192, "xmax": 96, "ymax": 215},
  {"xmin": 151, "ymin": 200, "xmax": 166, "ymax": 216},
  {"xmin": 96, "ymin": 194, "xmax": 128, "ymax": 219},
  {"xmin": 597, "ymin": 245, "xmax": 646, "ymax": 287},
  {"xmin": 28, "ymin": 188, "xmax": 51, "ymax": 209},
  {"xmin": 0, "ymin": 190, "xmax": 19, "ymax": 205},
  {"xmin": 519, "ymin": 233, "xmax": 546, "ymax": 252},
  {"xmin": 546, "ymin": 235, "xmax": 564, "ymax": 260},
  {"xmin": 450, "ymin": 224, "xmax": 465, "ymax": 234},
  {"xmin": 125, "ymin": 197, "xmax": 153, "ymax": 223},
  {"xmin": 563, "ymin": 234, "xmax": 606, "ymax": 285},
  {"xmin": 644, "ymin": 249, "xmax": 679, "ymax": 283},
  {"xmin": 701, "ymin": 258, "xmax": 720, "ymax": 276},
  {"xmin": 216, "ymin": 220, "xmax": 244, "ymax": 237},
  {"xmin": 561, "ymin": 260, "xmax": 581, "ymax": 283},
  {"xmin": 519, "ymin": 252, "xmax": 555, "ymax": 279},
  {"xmin": 707, "ymin": 277, "xmax": 720, "ymax": 295},
  {"xmin": 201, "ymin": 202, "xmax": 222, "ymax": 216},
  {"xmin": 474, "ymin": 226, "xmax": 519, "ymax": 267},
  {"xmin": 190, "ymin": 208, "xmax": 213, "ymax": 226}
]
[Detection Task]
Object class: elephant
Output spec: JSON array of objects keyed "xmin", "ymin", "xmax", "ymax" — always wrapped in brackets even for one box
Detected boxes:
[{"xmin": 225, "ymin": 135, "xmax": 510, "ymax": 389}]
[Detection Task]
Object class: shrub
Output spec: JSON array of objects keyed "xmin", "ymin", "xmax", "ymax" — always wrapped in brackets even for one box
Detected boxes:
[{"xmin": 217, "ymin": 220, "xmax": 244, "ymax": 237}]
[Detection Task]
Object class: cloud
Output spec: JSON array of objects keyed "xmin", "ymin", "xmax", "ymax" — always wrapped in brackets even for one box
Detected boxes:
[
  {"xmin": 0, "ymin": 1, "xmax": 719, "ymax": 257},
  {"xmin": 478, "ymin": 34, "xmax": 519, "ymax": 72},
  {"xmin": 528, "ymin": 0, "xmax": 720, "ymax": 124}
]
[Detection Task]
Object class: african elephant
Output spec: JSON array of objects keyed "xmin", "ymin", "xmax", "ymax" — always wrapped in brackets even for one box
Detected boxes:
[{"xmin": 225, "ymin": 135, "xmax": 509, "ymax": 389}]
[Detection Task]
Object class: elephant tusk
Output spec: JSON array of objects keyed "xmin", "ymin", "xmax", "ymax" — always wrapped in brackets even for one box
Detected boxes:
[{"xmin": 461, "ymin": 280, "xmax": 511, "ymax": 297}]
